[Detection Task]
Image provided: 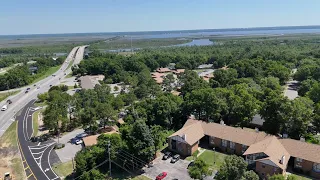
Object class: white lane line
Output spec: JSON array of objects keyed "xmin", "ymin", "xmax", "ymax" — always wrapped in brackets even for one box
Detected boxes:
[
  {"xmin": 28, "ymin": 143, "xmax": 53, "ymax": 180},
  {"xmin": 38, "ymin": 142, "xmax": 41, "ymax": 146},
  {"xmin": 51, "ymin": 177, "xmax": 59, "ymax": 180},
  {"xmin": 22, "ymin": 107, "xmax": 30, "ymax": 142},
  {"xmin": 48, "ymin": 145, "xmax": 59, "ymax": 179}
]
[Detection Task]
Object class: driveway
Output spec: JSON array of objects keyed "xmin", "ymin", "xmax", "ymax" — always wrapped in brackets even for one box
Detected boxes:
[
  {"xmin": 143, "ymin": 154, "xmax": 192, "ymax": 180},
  {"xmin": 54, "ymin": 129, "xmax": 84, "ymax": 163}
]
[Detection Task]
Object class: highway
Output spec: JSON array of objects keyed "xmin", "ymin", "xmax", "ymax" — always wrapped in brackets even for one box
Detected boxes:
[{"xmin": 0, "ymin": 45, "xmax": 87, "ymax": 137}]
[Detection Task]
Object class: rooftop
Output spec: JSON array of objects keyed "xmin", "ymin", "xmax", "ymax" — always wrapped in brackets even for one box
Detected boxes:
[{"xmin": 170, "ymin": 118, "xmax": 320, "ymax": 166}]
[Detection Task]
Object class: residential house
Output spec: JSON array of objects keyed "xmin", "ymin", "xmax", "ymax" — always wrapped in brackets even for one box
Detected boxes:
[{"xmin": 168, "ymin": 118, "xmax": 320, "ymax": 179}]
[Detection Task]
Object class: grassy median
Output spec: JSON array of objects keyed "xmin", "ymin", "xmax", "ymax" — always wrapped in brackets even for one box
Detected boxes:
[
  {"xmin": 32, "ymin": 110, "xmax": 41, "ymax": 137},
  {"xmin": 0, "ymin": 121, "xmax": 25, "ymax": 180},
  {"xmin": 0, "ymin": 90, "xmax": 20, "ymax": 102}
]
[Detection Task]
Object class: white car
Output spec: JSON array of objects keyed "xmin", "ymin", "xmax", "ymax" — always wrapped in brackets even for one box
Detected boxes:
[
  {"xmin": 75, "ymin": 139, "xmax": 83, "ymax": 145},
  {"xmin": 1, "ymin": 105, "xmax": 8, "ymax": 111}
]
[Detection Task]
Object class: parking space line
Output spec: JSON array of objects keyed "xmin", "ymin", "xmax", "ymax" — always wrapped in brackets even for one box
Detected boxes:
[
  {"xmin": 27, "ymin": 173, "xmax": 33, "ymax": 178},
  {"xmin": 24, "ymin": 166, "xmax": 30, "ymax": 170}
]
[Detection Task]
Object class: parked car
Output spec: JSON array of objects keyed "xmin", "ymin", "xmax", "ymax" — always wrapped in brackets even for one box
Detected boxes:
[
  {"xmin": 162, "ymin": 151, "xmax": 172, "ymax": 160},
  {"xmin": 170, "ymin": 154, "xmax": 180, "ymax": 163},
  {"xmin": 76, "ymin": 133, "xmax": 88, "ymax": 139},
  {"xmin": 156, "ymin": 172, "xmax": 167, "ymax": 180},
  {"xmin": 75, "ymin": 139, "xmax": 83, "ymax": 145},
  {"xmin": 187, "ymin": 161, "xmax": 195, "ymax": 169},
  {"xmin": 6, "ymin": 99, "xmax": 12, "ymax": 104}
]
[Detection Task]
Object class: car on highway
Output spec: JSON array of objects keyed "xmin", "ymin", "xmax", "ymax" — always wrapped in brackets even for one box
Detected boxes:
[
  {"xmin": 52, "ymin": 74, "xmax": 56, "ymax": 77},
  {"xmin": 6, "ymin": 99, "xmax": 12, "ymax": 104},
  {"xmin": 1, "ymin": 105, "xmax": 8, "ymax": 111},
  {"xmin": 37, "ymin": 86, "xmax": 40, "ymax": 89},
  {"xmin": 162, "ymin": 151, "xmax": 172, "ymax": 160},
  {"xmin": 49, "ymin": 85, "xmax": 52, "ymax": 87},
  {"xmin": 75, "ymin": 139, "xmax": 83, "ymax": 145},
  {"xmin": 156, "ymin": 172, "xmax": 167, "ymax": 180},
  {"xmin": 170, "ymin": 154, "xmax": 180, "ymax": 163}
]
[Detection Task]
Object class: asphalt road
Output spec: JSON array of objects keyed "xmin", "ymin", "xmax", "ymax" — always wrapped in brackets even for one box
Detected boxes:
[
  {"xmin": 17, "ymin": 100, "xmax": 60, "ymax": 180},
  {"xmin": 0, "ymin": 45, "xmax": 86, "ymax": 137}
]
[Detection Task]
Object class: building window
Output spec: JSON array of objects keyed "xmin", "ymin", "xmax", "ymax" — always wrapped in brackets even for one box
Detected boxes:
[
  {"xmin": 222, "ymin": 140, "xmax": 227, "ymax": 147},
  {"xmin": 313, "ymin": 163, "xmax": 320, "ymax": 173},
  {"xmin": 210, "ymin": 136, "xmax": 215, "ymax": 145},
  {"xmin": 229, "ymin": 142, "xmax": 235, "ymax": 149},
  {"xmin": 242, "ymin": 144, "xmax": 248, "ymax": 153},
  {"xmin": 296, "ymin": 158, "xmax": 303, "ymax": 162}
]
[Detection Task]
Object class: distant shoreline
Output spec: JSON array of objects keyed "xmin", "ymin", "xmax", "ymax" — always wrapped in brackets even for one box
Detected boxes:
[{"xmin": 1, "ymin": 25, "xmax": 320, "ymax": 37}]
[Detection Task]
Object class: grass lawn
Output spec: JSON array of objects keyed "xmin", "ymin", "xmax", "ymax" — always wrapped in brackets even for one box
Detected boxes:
[
  {"xmin": 130, "ymin": 175, "xmax": 151, "ymax": 180},
  {"xmin": 53, "ymin": 160, "xmax": 74, "ymax": 178},
  {"xmin": 197, "ymin": 150, "xmax": 228, "ymax": 170},
  {"xmin": 65, "ymin": 72, "xmax": 73, "ymax": 78},
  {"xmin": 0, "ymin": 90, "xmax": 20, "ymax": 102},
  {"xmin": 0, "ymin": 121, "xmax": 18, "ymax": 148},
  {"xmin": 32, "ymin": 110, "xmax": 42, "ymax": 137},
  {"xmin": 289, "ymin": 174, "xmax": 312, "ymax": 180},
  {"xmin": 31, "ymin": 65, "xmax": 61, "ymax": 84},
  {"xmin": 0, "ymin": 121, "xmax": 25, "ymax": 180},
  {"xmin": 34, "ymin": 101, "xmax": 46, "ymax": 107}
]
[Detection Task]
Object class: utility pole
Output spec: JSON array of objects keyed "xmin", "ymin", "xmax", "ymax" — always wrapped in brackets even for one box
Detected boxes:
[{"xmin": 108, "ymin": 141, "xmax": 111, "ymax": 177}]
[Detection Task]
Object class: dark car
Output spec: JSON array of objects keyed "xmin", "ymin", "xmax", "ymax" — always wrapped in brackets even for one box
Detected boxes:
[
  {"xmin": 27, "ymin": 88, "xmax": 31, "ymax": 90},
  {"xmin": 170, "ymin": 154, "xmax": 180, "ymax": 163},
  {"xmin": 162, "ymin": 151, "xmax": 172, "ymax": 160},
  {"xmin": 187, "ymin": 161, "xmax": 195, "ymax": 168},
  {"xmin": 25, "ymin": 90, "xmax": 29, "ymax": 93},
  {"xmin": 6, "ymin": 99, "xmax": 12, "ymax": 104},
  {"xmin": 30, "ymin": 136, "xmax": 39, "ymax": 142}
]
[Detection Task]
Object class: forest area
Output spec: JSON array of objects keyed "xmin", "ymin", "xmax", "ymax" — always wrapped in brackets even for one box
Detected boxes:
[{"xmin": 35, "ymin": 36, "xmax": 320, "ymax": 179}]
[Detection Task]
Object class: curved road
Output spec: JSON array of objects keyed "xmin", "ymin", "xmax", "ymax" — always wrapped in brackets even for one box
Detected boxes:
[
  {"xmin": 0, "ymin": 46, "xmax": 86, "ymax": 137},
  {"xmin": 17, "ymin": 100, "xmax": 60, "ymax": 180}
]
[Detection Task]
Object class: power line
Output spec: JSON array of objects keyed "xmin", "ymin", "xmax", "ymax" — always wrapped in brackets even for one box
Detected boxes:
[
  {"xmin": 118, "ymin": 149, "xmax": 148, "ymax": 165},
  {"xmin": 73, "ymin": 159, "xmax": 109, "ymax": 180}
]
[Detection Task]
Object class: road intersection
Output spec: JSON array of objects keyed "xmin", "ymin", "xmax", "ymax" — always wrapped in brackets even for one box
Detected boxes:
[
  {"xmin": 0, "ymin": 45, "xmax": 86, "ymax": 179},
  {"xmin": 0, "ymin": 46, "xmax": 86, "ymax": 137}
]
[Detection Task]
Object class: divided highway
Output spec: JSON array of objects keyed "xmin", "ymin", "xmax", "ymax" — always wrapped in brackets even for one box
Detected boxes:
[{"xmin": 0, "ymin": 46, "xmax": 86, "ymax": 137}]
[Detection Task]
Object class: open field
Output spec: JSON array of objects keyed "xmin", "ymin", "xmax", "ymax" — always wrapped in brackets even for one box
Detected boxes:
[
  {"xmin": 90, "ymin": 38, "xmax": 192, "ymax": 50},
  {"xmin": 0, "ymin": 121, "xmax": 25, "ymax": 180}
]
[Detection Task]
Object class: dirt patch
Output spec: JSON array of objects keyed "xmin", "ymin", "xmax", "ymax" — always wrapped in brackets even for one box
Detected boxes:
[{"xmin": 38, "ymin": 111, "xmax": 49, "ymax": 136}]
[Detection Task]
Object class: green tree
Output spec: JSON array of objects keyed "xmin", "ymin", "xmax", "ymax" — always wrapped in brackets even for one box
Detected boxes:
[
  {"xmin": 240, "ymin": 170, "xmax": 259, "ymax": 180},
  {"xmin": 127, "ymin": 120, "xmax": 155, "ymax": 162},
  {"xmin": 215, "ymin": 155, "xmax": 248, "ymax": 180},
  {"xmin": 285, "ymin": 97, "xmax": 314, "ymax": 139},
  {"xmin": 180, "ymin": 70, "xmax": 209, "ymax": 96},
  {"xmin": 212, "ymin": 68, "xmax": 238, "ymax": 87},
  {"xmin": 260, "ymin": 90, "xmax": 289, "ymax": 135},
  {"xmin": 163, "ymin": 73, "xmax": 175, "ymax": 92},
  {"xmin": 298, "ymin": 79, "xmax": 317, "ymax": 96},
  {"xmin": 307, "ymin": 82, "xmax": 320, "ymax": 103},
  {"xmin": 227, "ymin": 84, "xmax": 260, "ymax": 126},
  {"xmin": 96, "ymin": 102, "xmax": 116, "ymax": 129},
  {"xmin": 188, "ymin": 159, "xmax": 211, "ymax": 179}
]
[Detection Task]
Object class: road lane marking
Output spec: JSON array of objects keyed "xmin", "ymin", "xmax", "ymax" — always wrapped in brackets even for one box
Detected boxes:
[
  {"xmin": 27, "ymin": 173, "xmax": 34, "ymax": 178},
  {"xmin": 38, "ymin": 142, "xmax": 41, "ymax": 146},
  {"xmin": 24, "ymin": 166, "xmax": 30, "ymax": 170},
  {"xmin": 48, "ymin": 144, "xmax": 59, "ymax": 178}
]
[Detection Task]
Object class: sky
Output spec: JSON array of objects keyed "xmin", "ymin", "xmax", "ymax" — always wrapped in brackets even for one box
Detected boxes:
[{"xmin": 0, "ymin": 0, "xmax": 320, "ymax": 35}]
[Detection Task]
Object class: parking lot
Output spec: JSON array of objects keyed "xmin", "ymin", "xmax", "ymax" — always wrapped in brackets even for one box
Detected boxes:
[
  {"xmin": 54, "ymin": 129, "xmax": 84, "ymax": 163},
  {"xmin": 143, "ymin": 153, "xmax": 192, "ymax": 180}
]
